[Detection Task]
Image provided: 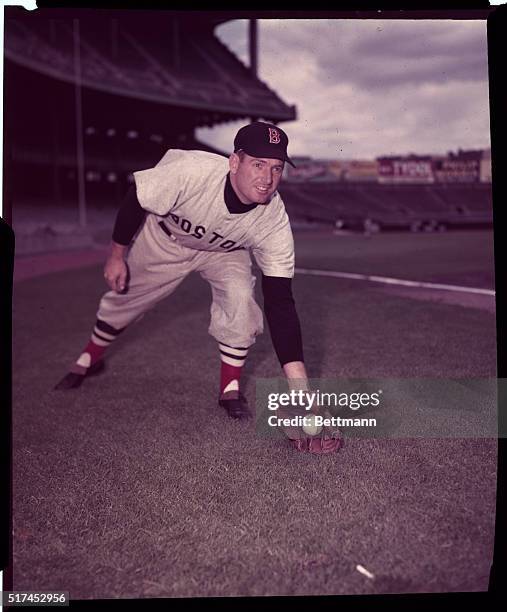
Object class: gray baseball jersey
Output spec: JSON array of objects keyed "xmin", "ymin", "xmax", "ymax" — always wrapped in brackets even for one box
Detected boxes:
[{"xmin": 133, "ymin": 149, "xmax": 295, "ymax": 278}]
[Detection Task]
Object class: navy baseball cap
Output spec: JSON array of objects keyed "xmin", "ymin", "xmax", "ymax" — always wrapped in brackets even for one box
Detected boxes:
[{"xmin": 234, "ymin": 121, "xmax": 296, "ymax": 168}]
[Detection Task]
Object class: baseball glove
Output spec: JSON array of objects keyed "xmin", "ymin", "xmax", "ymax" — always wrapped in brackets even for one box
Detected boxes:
[{"xmin": 277, "ymin": 403, "xmax": 343, "ymax": 455}]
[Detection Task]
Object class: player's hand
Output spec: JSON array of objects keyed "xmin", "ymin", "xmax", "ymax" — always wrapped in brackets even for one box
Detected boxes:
[{"xmin": 104, "ymin": 255, "xmax": 128, "ymax": 292}]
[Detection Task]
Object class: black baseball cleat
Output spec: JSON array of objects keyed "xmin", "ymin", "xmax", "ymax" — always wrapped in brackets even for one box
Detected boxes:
[
  {"xmin": 218, "ymin": 392, "xmax": 252, "ymax": 420},
  {"xmin": 54, "ymin": 360, "xmax": 105, "ymax": 390}
]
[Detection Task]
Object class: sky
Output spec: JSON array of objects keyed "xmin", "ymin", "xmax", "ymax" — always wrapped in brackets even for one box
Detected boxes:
[{"xmin": 196, "ymin": 19, "xmax": 491, "ymax": 161}]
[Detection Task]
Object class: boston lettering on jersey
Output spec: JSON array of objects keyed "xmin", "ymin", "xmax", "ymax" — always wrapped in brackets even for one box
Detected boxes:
[
  {"xmin": 133, "ymin": 151, "xmax": 293, "ymax": 274},
  {"xmin": 166, "ymin": 212, "xmax": 244, "ymax": 251}
]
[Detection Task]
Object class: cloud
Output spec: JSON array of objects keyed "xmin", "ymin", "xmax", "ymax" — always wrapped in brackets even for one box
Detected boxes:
[
  {"xmin": 349, "ymin": 20, "xmax": 486, "ymax": 61},
  {"xmin": 260, "ymin": 19, "xmax": 488, "ymax": 89},
  {"xmin": 201, "ymin": 18, "xmax": 491, "ymax": 159}
]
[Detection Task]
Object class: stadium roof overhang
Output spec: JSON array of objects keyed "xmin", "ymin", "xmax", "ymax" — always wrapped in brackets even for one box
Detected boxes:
[
  {"xmin": 4, "ymin": 8, "xmax": 296, "ymax": 124},
  {"xmin": 5, "ymin": 51, "xmax": 296, "ymax": 124}
]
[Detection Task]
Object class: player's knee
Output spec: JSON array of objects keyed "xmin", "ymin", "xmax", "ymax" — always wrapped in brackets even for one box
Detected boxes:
[{"xmin": 223, "ymin": 282, "xmax": 255, "ymax": 305}]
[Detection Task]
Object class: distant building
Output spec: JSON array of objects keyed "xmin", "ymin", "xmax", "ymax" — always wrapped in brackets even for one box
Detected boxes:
[
  {"xmin": 342, "ymin": 159, "xmax": 378, "ymax": 182},
  {"xmin": 327, "ymin": 160, "xmax": 344, "ymax": 180},
  {"xmin": 283, "ymin": 157, "xmax": 337, "ymax": 181},
  {"xmin": 377, "ymin": 155, "xmax": 434, "ymax": 183},
  {"xmin": 480, "ymin": 148, "xmax": 492, "ymax": 183},
  {"xmin": 284, "ymin": 149, "xmax": 491, "ymax": 184},
  {"xmin": 433, "ymin": 149, "xmax": 482, "ymax": 183},
  {"xmin": 284, "ymin": 157, "xmax": 378, "ymax": 182}
]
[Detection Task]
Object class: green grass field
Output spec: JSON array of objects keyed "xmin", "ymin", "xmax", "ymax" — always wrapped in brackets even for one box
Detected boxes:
[
  {"xmin": 11, "ymin": 230, "xmax": 497, "ymax": 599},
  {"xmin": 293, "ymin": 230, "xmax": 495, "ymax": 289}
]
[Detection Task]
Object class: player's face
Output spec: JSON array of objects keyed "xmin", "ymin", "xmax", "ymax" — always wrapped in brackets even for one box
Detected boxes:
[{"xmin": 229, "ymin": 152, "xmax": 284, "ymax": 204}]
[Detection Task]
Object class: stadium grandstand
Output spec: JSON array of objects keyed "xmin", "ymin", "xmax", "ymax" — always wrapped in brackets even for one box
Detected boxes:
[
  {"xmin": 4, "ymin": 8, "xmax": 295, "ymax": 221},
  {"xmin": 281, "ymin": 149, "xmax": 492, "ymax": 232},
  {"xmin": 279, "ymin": 180, "xmax": 492, "ymax": 232}
]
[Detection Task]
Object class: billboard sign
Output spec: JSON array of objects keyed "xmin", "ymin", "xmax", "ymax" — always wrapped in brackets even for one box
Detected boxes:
[
  {"xmin": 378, "ymin": 157, "xmax": 434, "ymax": 183},
  {"xmin": 433, "ymin": 159, "xmax": 480, "ymax": 182}
]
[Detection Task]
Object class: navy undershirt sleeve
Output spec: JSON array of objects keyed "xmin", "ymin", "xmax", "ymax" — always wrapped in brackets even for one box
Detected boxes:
[
  {"xmin": 262, "ymin": 275, "xmax": 304, "ymax": 367},
  {"xmin": 112, "ymin": 186, "xmax": 146, "ymax": 246}
]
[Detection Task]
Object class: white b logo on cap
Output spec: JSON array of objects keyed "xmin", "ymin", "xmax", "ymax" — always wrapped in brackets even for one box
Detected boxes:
[{"xmin": 268, "ymin": 128, "xmax": 281, "ymax": 144}]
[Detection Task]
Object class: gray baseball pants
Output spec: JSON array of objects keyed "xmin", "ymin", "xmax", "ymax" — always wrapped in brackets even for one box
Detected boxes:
[{"xmin": 96, "ymin": 220, "xmax": 264, "ymax": 347}]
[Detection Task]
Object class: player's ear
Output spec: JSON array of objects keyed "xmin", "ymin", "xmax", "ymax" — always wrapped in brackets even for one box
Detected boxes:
[{"xmin": 229, "ymin": 153, "xmax": 240, "ymax": 174}]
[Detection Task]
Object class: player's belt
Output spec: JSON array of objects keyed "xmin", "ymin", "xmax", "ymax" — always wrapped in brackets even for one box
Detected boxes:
[{"xmin": 158, "ymin": 221, "xmax": 177, "ymax": 241}]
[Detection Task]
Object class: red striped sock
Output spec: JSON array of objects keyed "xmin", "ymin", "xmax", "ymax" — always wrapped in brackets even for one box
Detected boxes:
[
  {"xmin": 220, "ymin": 362, "xmax": 243, "ymax": 396},
  {"xmin": 83, "ymin": 339, "xmax": 106, "ymax": 364},
  {"xmin": 70, "ymin": 340, "xmax": 106, "ymax": 374},
  {"xmin": 218, "ymin": 342, "xmax": 249, "ymax": 397}
]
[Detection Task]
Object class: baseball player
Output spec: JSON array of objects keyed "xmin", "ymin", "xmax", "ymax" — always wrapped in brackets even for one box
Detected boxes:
[{"xmin": 55, "ymin": 121, "xmax": 341, "ymax": 454}]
